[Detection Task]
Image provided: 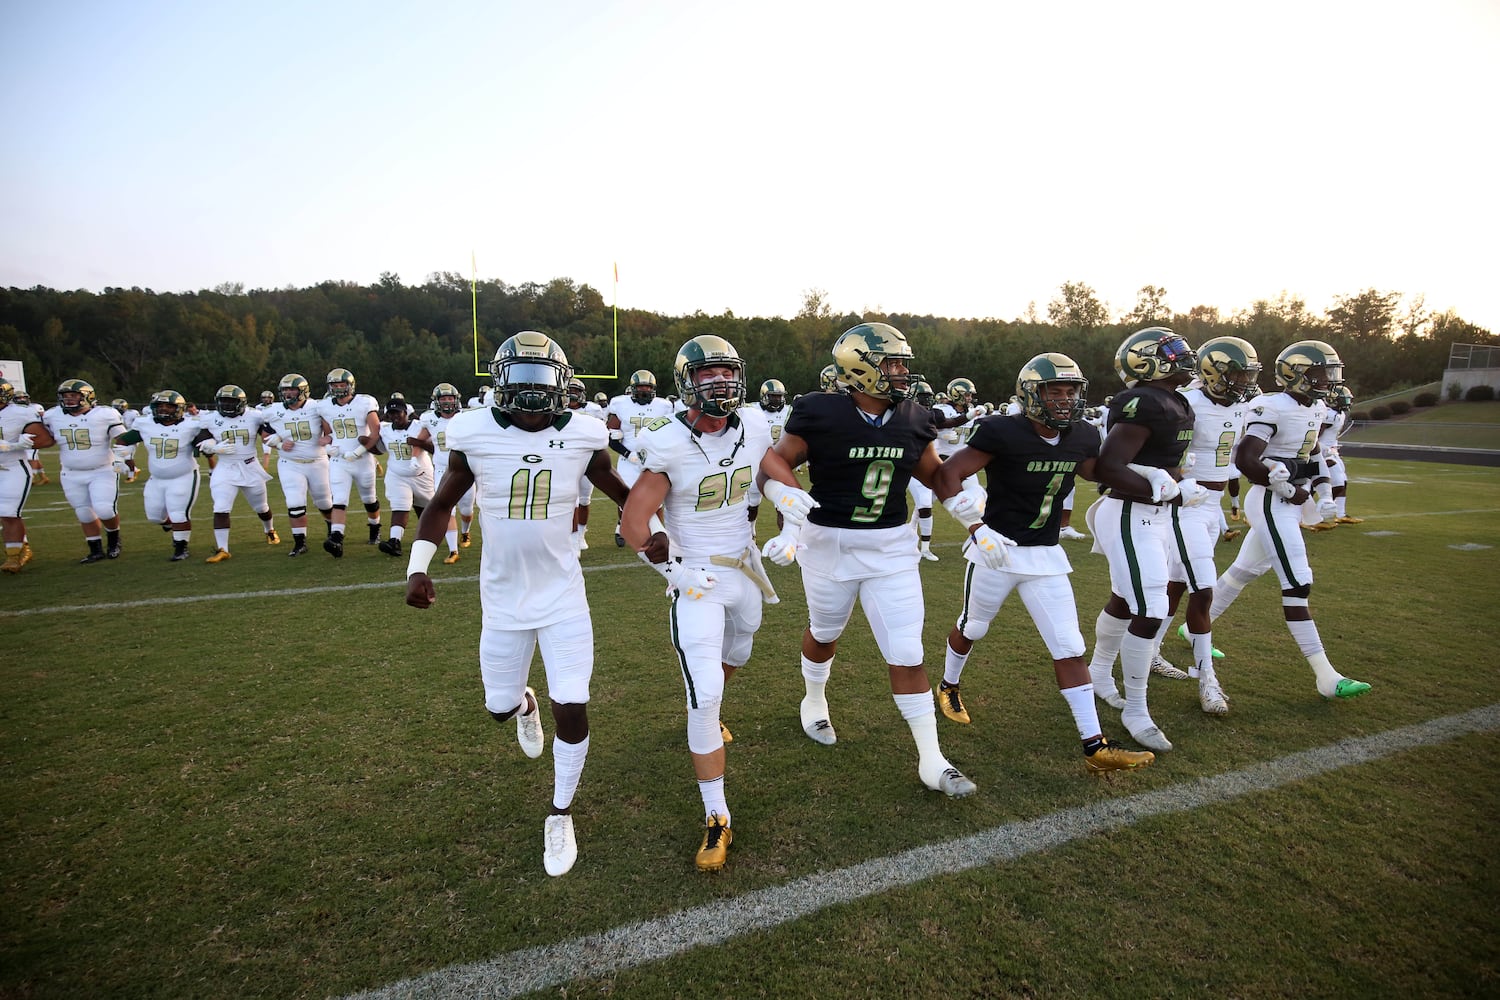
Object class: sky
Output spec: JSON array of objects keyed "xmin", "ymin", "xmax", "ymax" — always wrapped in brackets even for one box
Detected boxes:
[{"xmin": 3, "ymin": 1, "xmax": 1497, "ymax": 332}]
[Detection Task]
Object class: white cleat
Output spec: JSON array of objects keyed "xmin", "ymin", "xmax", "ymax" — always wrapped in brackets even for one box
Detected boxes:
[
  {"xmin": 1150, "ymin": 655, "xmax": 1190, "ymax": 680},
  {"xmin": 1126, "ymin": 721, "xmax": 1173, "ymax": 752},
  {"xmin": 928, "ymin": 766, "xmax": 977, "ymax": 798},
  {"xmin": 800, "ymin": 696, "xmax": 836, "ymax": 745},
  {"xmin": 516, "ymin": 686, "xmax": 545, "ymax": 759},
  {"xmin": 919, "ymin": 549, "xmax": 939, "ymax": 562},
  {"xmin": 543, "ymin": 814, "xmax": 577, "ymax": 876},
  {"xmin": 1199, "ymin": 676, "xmax": 1230, "ymax": 715},
  {"xmin": 1058, "ymin": 526, "xmax": 1088, "ymax": 540}
]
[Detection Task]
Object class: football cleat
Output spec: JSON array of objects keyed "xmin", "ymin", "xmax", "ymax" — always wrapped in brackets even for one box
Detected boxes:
[
  {"xmin": 928, "ymin": 766, "xmax": 977, "ymax": 798},
  {"xmin": 80, "ymin": 550, "xmax": 107, "ymax": 564},
  {"xmin": 1229, "ymin": 506, "xmax": 1244, "ymax": 522},
  {"xmin": 919, "ymin": 548, "xmax": 939, "ymax": 562},
  {"xmin": 1058, "ymin": 525, "xmax": 1089, "ymax": 540},
  {"xmin": 289, "ymin": 541, "xmax": 308, "ymax": 557},
  {"xmin": 1, "ymin": 552, "xmax": 20, "ymax": 574},
  {"xmin": 1330, "ymin": 677, "xmax": 1372, "ymax": 699},
  {"xmin": 516, "ymin": 686, "xmax": 544, "ymax": 758},
  {"xmin": 800, "ymin": 696, "xmax": 836, "ymax": 745},
  {"xmin": 1199, "ymin": 676, "xmax": 1230, "ymax": 715},
  {"xmin": 696, "ymin": 813, "xmax": 733, "ymax": 871},
  {"xmin": 1126, "ymin": 722, "xmax": 1173, "ymax": 752},
  {"xmin": 937, "ymin": 681, "xmax": 970, "ymax": 724},
  {"xmin": 1221, "ymin": 528, "xmax": 1243, "ymax": 542},
  {"xmin": 19, "ymin": 543, "xmax": 33, "ymax": 566},
  {"xmin": 1336, "ymin": 515, "xmax": 1364, "ymax": 524},
  {"xmin": 1176, "ymin": 624, "xmax": 1225, "ymax": 659},
  {"xmin": 205, "ymin": 548, "xmax": 232, "ymax": 563},
  {"xmin": 265, "ymin": 529, "xmax": 280, "ymax": 545},
  {"xmin": 170, "ymin": 547, "xmax": 191, "ymax": 562},
  {"xmin": 106, "ymin": 540, "xmax": 122, "ymax": 559},
  {"xmin": 443, "ymin": 551, "xmax": 461, "ymax": 564},
  {"xmin": 719, "ymin": 720, "xmax": 733, "ymax": 744},
  {"xmin": 460, "ymin": 531, "xmax": 472, "ymax": 548},
  {"xmin": 377, "ymin": 537, "xmax": 402, "ymax": 556},
  {"xmin": 614, "ymin": 532, "xmax": 625, "ymax": 548},
  {"xmin": 1084, "ymin": 738, "xmax": 1155, "ymax": 772},
  {"xmin": 1150, "ymin": 655, "xmax": 1190, "ymax": 680},
  {"xmin": 543, "ymin": 814, "xmax": 577, "ymax": 877},
  {"xmin": 323, "ymin": 537, "xmax": 343, "ymax": 558}
]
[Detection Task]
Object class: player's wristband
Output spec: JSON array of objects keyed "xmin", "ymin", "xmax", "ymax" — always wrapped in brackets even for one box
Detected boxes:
[
  {"xmin": 406, "ymin": 539, "xmax": 438, "ymax": 577},
  {"xmin": 608, "ymin": 437, "xmax": 631, "ymax": 457},
  {"xmin": 263, "ymin": 433, "xmax": 282, "ymax": 449},
  {"xmin": 648, "ymin": 513, "xmax": 666, "ymax": 536}
]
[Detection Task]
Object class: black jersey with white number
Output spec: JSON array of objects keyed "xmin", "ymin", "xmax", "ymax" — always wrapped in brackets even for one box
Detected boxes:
[
  {"xmin": 1106, "ymin": 385, "xmax": 1195, "ymax": 469},
  {"xmin": 967, "ymin": 414, "xmax": 1101, "ymax": 545},
  {"xmin": 785, "ymin": 392, "xmax": 937, "ymax": 530}
]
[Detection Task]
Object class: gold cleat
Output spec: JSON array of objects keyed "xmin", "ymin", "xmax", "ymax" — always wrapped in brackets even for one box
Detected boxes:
[
  {"xmin": 205, "ymin": 548, "xmax": 232, "ymax": 564},
  {"xmin": 937, "ymin": 680, "xmax": 971, "ymax": 724},
  {"xmin": 1221, "ymin": 528, "xmax": 1242, "ymax": 542},
  {"xmin": 1, "ymin": 552, "xmax": 21, "ymax": 574},
  {"xmin": 696, "ymin": 813, "xmax": 733, "ymax": 872},
  {"xmin": 1336, "ymin": 515, "xmax": 1364, "ymax": 524},
  {"xmin": 265, "ymin": 528, "xmax": 280, "ymax": 545},
  {"xmin": 460, "ymin": 531, "xmax": 472, "ymax": 548},
  {"xmin": 19, "ymin": 543, "xmax": 33, "ymax": 567},
  {"xmin": 442, "ymin": 551, "xmax": 461, "ymax": 565},
  {"xmin": 719, "ymin": 720, "xmax": 733, "ymax": 744},
  {"xmin": 1085, "ymin": 737, "xmax": 1155, "ymax": 772}
]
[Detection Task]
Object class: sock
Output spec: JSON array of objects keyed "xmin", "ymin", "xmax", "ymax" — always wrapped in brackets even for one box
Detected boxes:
[
  {"xmin": 1150, "ymin": 617, "xmax": 1173, "ymax": 661},
  {"xmin": 551, "ymin": 733, "xmax": 589, "ymax": 811},
  {"xmin": 86, "ymin": 536, "xmax": 103, "ymax": 553},
  {"xmin": 1059, "ymin": 683, "xmax": 1102, "ymax": 740},
  {"xmin": 331, "ymin": 528, "xmax": 344, "ymax": 541},
  {"xmin": 261, "ymin": 515, "xmax": 275, "ymax": 533},
  {"xmin": 1089, "ymin": 610, "xmax": 1129, "ymax": 692},
  {"xmin": 943, "ymin": 641, "xmax": 968, "ymax": 687},
  {"xmin": 1191, "ymin": 631, "xmax": 1216, "ymax": 680},
  {"xmin": 172, "ymin": 530, "xmax": 190, "ymax": 543},
  {"xmin": 697, "ymin": 775, "xmax": 728, "ymax": 826},
  {"xmin": 800, "ymin": 654, "xmax": 831, "ymax": 704},
  {"xmin": 445, "ymin": 528, "xmax": 459, "ymax": 553},
  {"xmin": 918, "ymin": 514, "xmax": 934, "ymax": 541},
  {"xmin": 1210, "ymin": 565, "xmax": 1258, "ymax": 622},
  {"xmin": 1119, "ymin": 631, "xmax": 1156, "ymax": 729},
  {"xmin": 894, "ymin": 692, "xmax": 950, "ymax": 787},
  {"xmin": 293, "ymin": 529, "xmax": 306, "ymax": 543},
  {"xmin": 4, "ymin": 542, "xmax": 19, "ymax": 557},
  {"xmin": 391, "ymin": 524, "xmax": 405, "ymax": 541},
  {"xmin": 1336, "ymin": 497, "xmax": 1348, "ymax": 517},
  {"xmin": 214, "ymin": 527, "xmax": 230, "ymax": 550}
]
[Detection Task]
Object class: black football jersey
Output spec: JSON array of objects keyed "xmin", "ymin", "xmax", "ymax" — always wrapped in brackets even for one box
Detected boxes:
[
  {"xmin": 784, "ymin": 392, "xmax": 937, "ymax": 529},
  {"xmin": 967, "ymin": 414, "xmax": 1101, "ymax": 545},
  {"xmin": 1106, "ymin": 386, "xmax": 1194, "ymax": 469}
]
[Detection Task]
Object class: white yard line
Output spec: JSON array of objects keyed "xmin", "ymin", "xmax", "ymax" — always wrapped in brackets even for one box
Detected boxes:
[{"xmin": 345, "ymin": 704, "xmax": 1500, "ymax": 1000}]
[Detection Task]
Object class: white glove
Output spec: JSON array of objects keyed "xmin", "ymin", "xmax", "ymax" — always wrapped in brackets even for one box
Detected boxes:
[
  {"xmin": 342, "ymin": 449, "xmax": 365, "ymax": 462},
  {"xmin": 1262, "ymin": 458, "xmax": 1292, "ymax": 486},
  {"xmin": 1176, "ymin": 479, "xmax": 1213, "ymax": 508},
  {"xmin": 608, "ymin": 428, "xmax": 624, "ymax": 441},
  {"xmin": 625, "ymin": 449, "xmax": 644, "ymax": 466},
  {"xmin": 762, "ymin": 480, "xmax": 818, "ymax": 523},
  {"xmin": 762, "ymin": 533, "xmax": 802, "ymax": 567},
  {"xmin": 1127, "ymin": 463, "xmax": 1179, "ymax": 503},
  {"xmin": 968, "ymin": 525, "xmax": 1017, "ymax": 570},
  {"xmin": 673, "ymin": 566, "xmax": 717, "ymax": 600},
  {"xmin": 943, "ymin": 429, "xmax": 960, "ymax": 444},
  {"xmin": 0, "ymin": 434, "xmax": 32, "ymax": 452},
  {"xmin": 941, "ymin": 491, "xmax": 983, "ymax": 528},
  {"xmin": 196, "ymin": 439, "xmax": 220, "ymax": 455}
]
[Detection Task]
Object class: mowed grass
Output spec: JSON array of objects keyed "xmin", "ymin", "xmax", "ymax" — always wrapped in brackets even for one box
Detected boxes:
[
  {"xmin": 3, "ymin": 457, "xmax": 1499, "ymax": 999},
  {"xmin": 1346, "ymin": 400, "xmax": 1500, "ymax": 449}
]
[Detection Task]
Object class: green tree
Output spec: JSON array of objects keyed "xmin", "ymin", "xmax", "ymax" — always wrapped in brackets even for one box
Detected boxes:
[
  {"xmin": 1047, "ymin": 281, "xmax": 1109, "ymax": 331},
  {"xmin": 1325, "ymin": 288, "xmax": 1401, "ymax": 341},
  {"xmin": 1125, "ymin": 285, "xmax": 1171, "ymax": 326}
]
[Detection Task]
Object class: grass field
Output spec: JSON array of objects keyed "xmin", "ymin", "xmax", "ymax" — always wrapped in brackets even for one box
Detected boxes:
[
  {"xmin": 3, "ymin": 456, "xmax": 1499, "ymax": 999},
  {"xmin": 1344, "ymin": 400, "xmax": 1500, "ymax": 449}
]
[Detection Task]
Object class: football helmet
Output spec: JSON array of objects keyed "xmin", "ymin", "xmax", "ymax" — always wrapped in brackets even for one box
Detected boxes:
[
  {"xmin": 149, "ymin": 389, "xmax": 186, "ymax": 424},
  {"xmin": 911, "ymin": 380, "xmax": 936, "ymax": 407},
  {"xmin": 1115, "ymin": 327, "xmax": 1197, "ymax": 387},
  {"xmin": 490, "ymin": 331, "xmax": 572, "ymax": 415},
  {"xmin": 0, "ymin": 380, "xmax": 12, "ymax": 407},
  {"xmin": 259, "ymin": 390, "xmax": 275, "ymax": 407},
  {"xmin": 567, "ymin": 378, "xmax": 587, "ymax": 407},
  {"xmin": 279, "ymin": 373, "xmax": 310, "ymax": 406},
  {"xmin": 946, "ymin": 378, "xmax": 976, "ymax": 406},
  {"xmin": 593, "ymin": 391, "xmax": 608, "ymax": 406},
  {"xmin": 215, "ymin": 384, "xmax": 249, "ymax": 417},
  {"xmin": 759, "ymin": 378, "xmax": 787, "ymax": 412},
  {"xmin": 1017, "ymin": 353, "xmax": 1088, "ymax": 430},
  {"xmin": 111, "ymin": 397, "xmax": 129, "ymax": 412},
  {"xmin": 1197, "ymin": 336, "xmax": 1262, "ymax": 405},
  {"xmin": 1330, "ymin": 385, "xmax": 1353, "ymax": 412},
  {"xmin": 832, "ymin": 323, "xmax": 922, "ymax": 402},
  {"xmin": 1275, "ymin": 340, "xmax": 1344, "ymax": 401},
  {"xmin": 819, "ymin": 364, "xmax": 840, "ymax": 392},
  {"xmin": 629, "ymin": 369, "xmax": 657, "ymax": 404},
  {"xmin": 326, "ymin": 368, "xmax": 357, "ymax": 402},
  {"xmin": 674, "ymin": 335, "xmax": 746, "ymax": 417},
  {"xmin": 13, "ymin": 390, "xmax": 30, "ymax": 405},
  {"xmin": 431, "ymin": 382, "xmax": 462, "ymax": 417},
  {"xmin": 58, "ymin": 378, "xmax": 97, "ymax": 414}
]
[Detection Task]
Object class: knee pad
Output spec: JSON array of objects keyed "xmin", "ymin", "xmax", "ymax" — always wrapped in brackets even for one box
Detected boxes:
[
  {"xmin": 95, "ymin": 504, "xmax": 118, "ymax": 522},
  {"xmin": 288, "ymin": 506, "xmax": 307, "ymax": 520},
  {"xmin": 73, "ymin": 506, "xmax": 97, "ymax": 523},
  {"xmin": 363, "ymin": 501, "xmax": 380, "ymax": 514},
  {"xmin": 1283, "ymin": 585, "xmax": 1312, "ymax": 601},
  {"xmin": 686, "ymin": 702, "xmax": 724, "ymax": 755},
  {"xmin": 959, "ymin": 616, "xmax": 991, "ymax": 643},
  {"xmin": 332, "ymin": 504, "xmax": 348, "ymax": 512},
  {"xmin": 885, "ymin": 635, "xmax": 924, "ymax": 668}
]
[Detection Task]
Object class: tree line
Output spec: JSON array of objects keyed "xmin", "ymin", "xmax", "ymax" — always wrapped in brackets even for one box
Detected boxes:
[{"xmin": 0, "ymin": 274, "xmax": 1492, "ymax": 409}]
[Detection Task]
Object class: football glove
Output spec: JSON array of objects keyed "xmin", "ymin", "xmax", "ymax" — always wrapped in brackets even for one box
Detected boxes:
[
  {"xmin": 1176, "ymin": 479, "xmax": 1213, "ymax": 508},
  {"xmin": 941, "ymin": 491, "xmax": 984, "ymax": 528},
  {"xmin": 762, "ymin": 533, "xmax": 802, "ymax": 567},
  {"xmin": 762, "ymin": 480, "xmax": 818, "ymax": 523},
  {"xmin": 1126, "ymin": 463, "xmax": 1180, "ymax": 503},
  {"xmin": 968, "ymin": 525, "xmax": 1016, "ymax": 570}
]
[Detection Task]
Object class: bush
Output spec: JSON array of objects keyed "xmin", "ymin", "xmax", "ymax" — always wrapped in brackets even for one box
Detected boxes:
[
  {"xmin": 1448, "ymin": 381, "xmax": 1464, "ymax": 401},
  {"xmin": 1389, "ymin": 400, "xmax": 1412, "ymax": 415},
  {"xmin": 1466, "ymin": 385, "xmax": 1497, "ymax": 402},
  {"xmin": 1369, "ymin": 405, "xmax": 1393, "ymax": 420},
  {"xmin": 1413, "ymin": 392, "xmax": 1438, "ymax": 407},
  {"xmin": 1351, "ymin": 410, "xmax": 1371, "ymax": 421}
]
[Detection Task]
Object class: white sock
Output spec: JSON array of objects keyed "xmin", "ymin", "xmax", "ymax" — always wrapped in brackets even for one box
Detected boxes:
[
  {"xmin": 943, "ymin": 641, "xmax": 968, "ymax": 687},
  {"xmin": 1210, "ymin": 565, "xmax": 1258, "ymax": 621},
  {"xmin": 172, "ymin": 530, "xmax": 190, "ymax": 543},
  {"xmin": 445, "ymin": 528, "xmax": 459, "ymax": 553},
  {"xmin": 390, "ymin": 524, "xmax": 405, "ymax": 541},
  {"xmin": 698, "ymin": 775, "xmax": 728, "ymax": 826},
  {"xmin": 1119, "ymin": 631, "xmax": 1156, "ymax": 729},
  {"xmin": 1191, "ymin": 630, "xmax": 1216, "ymax": 681},
  {"xmin": 800, "ymin": 654, "xmax": 831, "ymax": 705},
  {"xmin": 918, "ymin": 514, "xmax": 934, "ymax": 540},
  {"xmin": 551, "ymin": 734, "xmax": 589, "ymax": 811},
  {"xmin": 1336, "ymin": 496, "xmax": 1347, "ymax": 517},
  {"xmin": 1089, "ymin": 610, "xmax": 1129, "ymax": 692},
  {"xmin": 894, "ymin": 692, "xmax": 950, "ymax": 786},
  {"xmin": 214, "ymin": 527, "xmax": 230, "ymax": 550},
  {"xmin": 1059, "ymin": 683, "xmax": 1102, "ymax": 740},
  {"xmin": 1151, "ymin": 617, "xmax": 1173, "ymax": 660}
]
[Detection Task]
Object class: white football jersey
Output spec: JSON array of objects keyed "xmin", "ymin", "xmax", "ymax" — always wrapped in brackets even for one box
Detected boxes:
[
  {"xmin": 1319, "ymin": 409, "xmax": 1345, "ymax": 460},
  {"xmin": 446, "ymin": 409, "xmax": 608, "ymax": 629},
  {"xmin": 315, "ymin": 393, "xmax": 380, "ymax": 453},
  {"xmin": 200, "ymin": 409, "xmax": 269, "ymax": 464},
  {"xmin": 1243, "ymin": 391, "xmax": 1325, "ymax": 475},
  {"xmin": 744, "ymin": 401, "xmax": 789, "ymax": 444},
  {"xmin": 130, "ymin": 414, "xmax": 205, "ymax": 479},
  {"xmin": 1, "ymin": 401, "xmax": 42, "ymax": 445},
  {"xmin": 417, "ymin": 409, "xmax": 460, "ymax": 471},
  {"xmin": 379, "ymin": 422, "xmax": 433, "ymax": 478},
  {"xmin": 637, "ymin": 408, "xmax": 773, "ymax": 563},
  {"xmin": 932, "ymin": 403, "xmax": 978, "ymax": 457},
  {"xmin": 606, "ymin": 395, "xmax": 674, "ymax": 453},
  {"xmin": 262, "ymin": 401, "xmax": 331, "ymax": 460},
  {"xmin": 1179, "ymin": 386, "xmax": 1250, "ymax": 482},
  {"xmin": 43, "ymin": 404, "xmax": 125, "ymax": 470}
]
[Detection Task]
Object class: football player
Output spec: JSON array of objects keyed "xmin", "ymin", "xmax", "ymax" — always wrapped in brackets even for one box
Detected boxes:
[
  {"xmin": 40, "ymin": 380, "xmax": 129, "ymax": 563},
  {"xmin": 1086, "ymin": 328, "xmax": 1205, "ymax": 752},
  {"xmin": 376, "ymin": 397, "xmax": 435, "ymax": 557},
  {"xmin": 818, "ymin": 364, "xmax": 841, "ymax": 392},
  {"xmin": 1207, "ymin": 341, "xmax": 1371, "ymax": 701},
  {"xmin": 620, "ymin": 335, "xmax": 776, "ymax": 871},
  {"xmin": 0, "ymin": 379, "xmax": 49, "ymax": 572},
  {"xmin": 11, "ymin": 391, "xmax": 50, "ymax": 485},
  {"xmin": 404, "ymin": 332, "xmax": 653, "ymax": 878},
  {"xmin": 931, "ymin": 354, "xmax": 1154, "ymax": 772},
  {"xmin": 417, "ymin": 382, "xmax": 472, "ymax": 563},
  {"xmin": 192, "ymin": 385, "xmax": 279, "ymax": 563},
  {"xmin": 742, "ymin": 378, "xmax": 789, "ymax": 539},
  {"xmin": 110, "ymin": 397, "xmax": 141, "ymax": 482},
  {"xmin": 261, "ymin": 373, "xmax": 335, "ymax": 557},
  {"xmin": 757, "ymin": 322, "xmax": 976, "ymax": 799},
  {"xmin": 113, "ymin": 390, "xmax": 205, "ymax": 561},
  {"xmin": 605, "ymin": 369, "xmax": 673, "ymax": 546},
  {"xmin": 931, "ymin": 378, "xmax": 984, "ymax": 512},
  {"xmin": 906, "ymin": 380, "xmax": 940, "ymax": 561},
  {"xmin": 317, "ymin": 368, "xmax": 383, "ymax": 556},
  {"xmin": 1320, "ymin": 385, "xmax": 1362, "ymax": 525},
  {"xmin": 565, "ymin": 378, "xmax": 606, "ymax": 551}
]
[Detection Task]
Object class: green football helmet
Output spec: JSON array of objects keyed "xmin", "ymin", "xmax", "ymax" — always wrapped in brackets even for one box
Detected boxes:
[
  {"xmin": 759, "ymin": 378, "xmax": 787, "ymax": 412},
  {"xmin": 58, "ymin": 378, "xmax": 97, "ymax": 414},
  {"xmin": 490, "ymin": 331, "xmax": 572, "ymax": 415},
  {"xmin": 1017, "ymin": 353, "xmax": 1088, "ymax": 430},
  {"xmin": 279, "ymin": 373, "xmax": 311, "ymax": 406},
  {"xmin": 431, "ymin": 382, "xmax": 462, "ymax": 417},
  {"xmin": 111, "ymin": 397, "xmax": 129, "ymax": 412},
  {"xmin": 674, "ymin": 335, "xmax": 746, "ymax": 417},
  {"xmin": 1115, "ymin": 327, "xmax": 1197, "ymax": 388},
  {"xmin": 326, "ymin": 368, "xmax": 357, "ymax": 402},
  {"xmin": 215, "ymin": 384, "xmax": 248, "ymax": 417},
  {"xmin": 1330, "ymin": 385, "xmax": 1353, "ymax": 412},
  {"xmin": 946, "ymin": 378, "xmax": 976, "ymax": 406},
  {"xmin": 911, "ymin": 380, "xmax": 935, "ymax": 407},
  {"xmin": 832, "ymin": 323, "xmax": 922, "ymax": 402},
  {"xmin": 0, "ymin": 380, "xmax": 13, "ymax": 408},
  {"xmin": 149, "ymin": 389, "xmax": 186, "ymax": 424},
  {"xmin": 819, "ymin": 364, "xmax": 840, "ymax": 392},
  {"xmin": 629, "ymin": 369, "xmax": 658, "ymax": 404},
  {"xmin": 1197, "ymin": 336, "xmax": 1262, "ymax": 404},
  {"xmin": 1275, "ymin": 340, "xmax": 1344, "ymax": 401}
]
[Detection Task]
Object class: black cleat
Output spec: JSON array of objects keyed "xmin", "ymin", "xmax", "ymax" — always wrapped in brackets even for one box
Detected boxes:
[
  {"xmin": 323, "ymin": 537, "xmax": 344, "ymax": 558},
  {"xmin": 288, "ymin": 541, "xmax": 309, "ymax": 557},
  {"xmin": 80, "ymin": 551, "xmax": 107, "ymax": 564},
  {"xmin": 107, "ymin": 542, "xmax": 122, "ymax": 559},
  {"xmin": 377, "ymin": 537, "xmax": 402, "ymax": 556}
]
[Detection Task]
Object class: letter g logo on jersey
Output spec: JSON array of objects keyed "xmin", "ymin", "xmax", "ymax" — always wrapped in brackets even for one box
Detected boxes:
[{"xmin": 522, "ymin": 454, "xmax": 543, "ymax": 464}]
